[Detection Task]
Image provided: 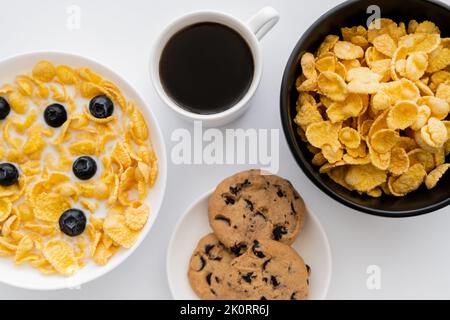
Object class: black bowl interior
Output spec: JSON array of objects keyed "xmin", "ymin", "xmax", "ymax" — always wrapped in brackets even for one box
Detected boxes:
[{"xmin": 281, "ymin": 0, "xmax": 450, "ymax": 217}]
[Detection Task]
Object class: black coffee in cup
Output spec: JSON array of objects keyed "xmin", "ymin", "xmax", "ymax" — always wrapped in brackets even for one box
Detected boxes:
[{"xmin": 159, "ymin": 22, "xmax": 255, "ymax": 115}]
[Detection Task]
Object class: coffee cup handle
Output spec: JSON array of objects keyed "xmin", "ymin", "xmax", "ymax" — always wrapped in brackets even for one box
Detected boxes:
[{"xmin": 247, "ymin": 7, "xmax": 280, "ymax": 41}]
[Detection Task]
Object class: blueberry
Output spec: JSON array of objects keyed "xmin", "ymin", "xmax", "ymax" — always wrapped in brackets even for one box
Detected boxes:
[
  {"xmin": 0, "ymin": 97, "xmax": 10, "ymax": 120},
  {"xmin": 89, "ymin": 95, "xmax": 114, "ymax": 119},
  {"xmin": 59, "ymin": 209, "xmax": 87, "ymax": 237},
  {"xmin": 0, "ymin": 163, "xmax": 19, "ymax": 187},
  {"xmin": 73, "ymin": 156, "xmax": 97, "ymax": 180},
  {"xmin": 44, "ymin": 103, "xmax": 67, "ymax": 128}
]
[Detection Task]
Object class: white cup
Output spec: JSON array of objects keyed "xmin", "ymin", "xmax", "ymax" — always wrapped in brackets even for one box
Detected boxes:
[{"xmin": 151, "ymin": 7, "xmax": 279, "ymax": 127}]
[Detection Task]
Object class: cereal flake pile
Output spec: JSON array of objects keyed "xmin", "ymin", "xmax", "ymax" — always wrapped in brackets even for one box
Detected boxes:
[
  {"xmin": 0, "ymin": 60, "xmax": 158, "ymax": 275},
  {"xmin": 295, "ymin": 19, "xmax": 450, "ymax": 197}
]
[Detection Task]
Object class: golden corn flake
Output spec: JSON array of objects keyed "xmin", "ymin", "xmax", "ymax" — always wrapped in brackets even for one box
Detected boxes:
[
  {"xmin": 397, "ymin": 33, "xmax": 440, "ymax": 53},
  {"xmin": 334, "ymin": 41, "xmax": 364, "ymax": 60},
  {"xmin": 339, "ymin": 127, "xmax": 360, "ymax": 149},
  {"xmin": 371, "ymin": 91, "xmax": 391, "ymax": 112},
  {"xmin": 315, "ymin": 55, "xmax": 335, "ymax": 73},
  {"xmin": 322, "ymin": 144, "xmax": 344, "ymax": 164},
  {"xmin": 387, "ymin": 100, "xmax": 419, "ymax": 130},
  {"xmin": 372, "ymin": 34, "xmax": 397, "ymax": 57},
  {"xmin": 43, "ymin": 240, "xmax": 78, "ymax": 276},
  {"xmin": 389, "ymin": 163, "xmax": 426, "ymax": 196},
  {"xmin": 326, "ymin": 94, "xmax": 363, "ymax": 123},
  {"xmin": 425, "ymin": 163, "xmax": 450, "ymax": 189},
  {"xmin": 427, "ymin": 47, "xmax": 450, "ymax": 73},
  {"xmin": 317, "ymin": 35, "xmax": 339, "ymax": 57},
  {"xmin": 0, "ymin": 61, "xmax": 158, "ymax": 276},
  {"xmin": 124, "ymin": 203, "xmax": 150, "ymax": 231},
  {"xmin": 301, "ymin": 52, "xmax": 317, "ymax": 79},
  {"xmin": 405, "ymin": 52, "xmax": 428, "ymax": 81},
  {"xmin": 371, "ymin": 129, "xmax": 399, "ymax": 154},
  {"xmin": 104, "ymin": 214, "xmax": 139, "ymax": 249},
  {"xmin": 33, "ymin": 193, "xmax": 71, "ymax": 222},
  {"xmin": 317, "ymin": 71, "xmax": 348, "ymax": 101},
  {"xmin": 345, "ymin": 164, "xmax": 387, "ymax": 192},
  {"xmin": 32, "ymin": 60, "xmax": 56, "ymax": 82},
  {"xmin": 415, "ymin": 21, "xmax": 440, "ymax": 34},
  {"xmin": 0, "ymin": 198, "xmax": 12, "ymax": 222},
  {"xmin": 295, "ymin": 18, "xmax": 450, "ymax": 197},
  {"xmin": 305, "ymin": 120, "xmax": 341, "ymax": 149},
  {"xmin": 389, "ymin": 147, "xmax": 409, "ymax": 176},
  {"xmin": 411, "ymin": 105, "xmax": 431, "ymax": 131},
  {"xmin": 294, "ymin": 102, "xmax": 322, "ymax": 130},
  {"xmin": 8, "ymin": 91, "xmax": 28, "ymax": 114},
  {"xmin": 421, "ymin": 117, "xmax": 448, "ymax": 148},
  {"xmin": 419, "ymin": 96, "xmax": 449, "ymax": 120}
]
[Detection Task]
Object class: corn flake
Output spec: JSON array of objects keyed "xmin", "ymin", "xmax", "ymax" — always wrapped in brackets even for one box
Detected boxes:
[
  {"xmin": 103, "ymin": 214, "xmax": 139, "ymax": 249},
  {"xmin": 43, "ymin": 240, "xmax": 78, "ymax": 276},
  {"xmin": 425, "ymin": 164, "xmax": 450, "ymax": 189}
]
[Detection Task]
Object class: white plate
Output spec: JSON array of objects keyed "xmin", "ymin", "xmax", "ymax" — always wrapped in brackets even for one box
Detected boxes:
[
  {"xmin": 0, "ymin": 51, "xmax": 167, "ymax": 290},
  {"xmin": 167, "ymin": 189, "xmax": 332, "ymax": 300}
]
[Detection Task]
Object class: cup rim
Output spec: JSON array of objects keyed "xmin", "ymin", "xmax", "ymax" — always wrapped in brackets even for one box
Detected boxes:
[{"xmin": 151, "ymin": 10, "xmax": 263, "ymax": 122}]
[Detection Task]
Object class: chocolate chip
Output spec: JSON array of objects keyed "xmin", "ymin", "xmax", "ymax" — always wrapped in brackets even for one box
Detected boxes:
[
  {"xmin": 230, "ymin": 242, "xmax": 247, "ymax": 256},
  {"xmin": 205, "ymin": 244, "xmax": 214, "ymax": 255},
  {"xmin": 204, "ymin": 244, "xmax": 223, "ymax": 261},
  {"xmin": 260, "ymin": 296, "xmax": 267, "ymax": 300},
  {"xmin": 196, "ymin": 256, "xmax": 206, "ymax": 271},
  {"xmin": 211, "ymin": 289, "xmax": 216, "ymax": 295},
  {"xmin": 290, "ymin": 202, "xmax": 296, "ymax": 214},
  {"xmin": 290, "ymin": 292, "xmax": 298, "ymax": 300},
  {"xmin": 242, "ymin": 272, "xmax": 253, "ymax": 284},
  {"xmin": 277, "ymin": 189, "xmax": 284, "ymax": 197},
  {"xmin": 270, "ymin": 275, "xmax": 280, "ymax": 288},
  {"xmin": 244, "ymin": 199, "xmax": 254, "ymax": 211},
  {"xmin": 214, "ymin": 215, "xmax": 231, "ymax": 226},
  {"xmin": 306, "ymin": 264, "xmax": 311, "ymax": 275},
  {"xmin": 272, "ymin": 225, "xmax": 288, "ymax": 241},
  {"xmin": 242, "ymin": 179, "xmax": 251, "ymax": 187},
  {"xmin": 206, "ymin": 273, "xmax": 212, "ymax": 286},
  {"xmin": 255, "ymin": 211, "xmax": 267, "ymax": 220},
  {"xmin": 215, "ymin": 276, "xmax": 220, "ymax": 283},
  {"xmin": 229, "ymin": 185, "xmax": 240, "ymax": 195},
  {"xmin": 262, "ymin": 259, "xmax": 271, "ymax": 271},
  {"xmin": 222, "ymin": 194, "xmax": 235, "ymax": 205},
  {"xmin": 252, "ymin": 240, "xmax": 265, "ymax": 258}
]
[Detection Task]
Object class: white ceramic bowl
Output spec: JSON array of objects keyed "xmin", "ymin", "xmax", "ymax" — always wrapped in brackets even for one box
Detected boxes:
[
  {"xmin": 167, "ymin": 190, "xmax": 332, "ymax": 300},
  {"xmin": 0, "ymin": 51, "xmax": 167, "ymax": 290}
]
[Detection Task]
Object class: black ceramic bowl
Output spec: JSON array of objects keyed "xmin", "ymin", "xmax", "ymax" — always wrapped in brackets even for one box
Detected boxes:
[{"xmin": 280, "ymin": 0, "xmax": 450, "ymax": 217}]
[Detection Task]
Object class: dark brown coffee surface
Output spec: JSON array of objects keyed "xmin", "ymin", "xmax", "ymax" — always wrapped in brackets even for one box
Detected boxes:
[{"xmin": 159, "ymin": 22, "xmax": 254, "ymax": 115}]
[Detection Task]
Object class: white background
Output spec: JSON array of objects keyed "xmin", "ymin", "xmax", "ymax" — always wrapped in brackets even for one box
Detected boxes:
[{"xmin": 1, "ymin": 0, "xmax": 450, "ymax": 300}]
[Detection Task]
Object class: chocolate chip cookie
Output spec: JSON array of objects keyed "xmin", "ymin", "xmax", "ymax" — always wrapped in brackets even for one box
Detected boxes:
[
  {"xmin": 188, "ymin": 233, "xmax": 235, "ymax": 300},
  {"xmin": 225, "ymin": 239, "xmax": 309, "ymax": 300},
  {"xmin": 188, "ymin": 235, "xmax": 310, "ymax": 300},
  {"xmin": 208, "ymin": 170, "xmax": 305, "ymax": 255}
]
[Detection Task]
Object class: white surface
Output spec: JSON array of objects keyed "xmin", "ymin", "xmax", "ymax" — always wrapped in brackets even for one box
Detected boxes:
[
  {"xmin": 167, "ymin": 190, "xmax": 331, "ymax": 300},
  {"xmin": 1, "ymin": 0, "xmax": 450, "ymax": 299},
  {"xmin": 0, "ymin": 52, "xmax": 167, "ymax": 290}
]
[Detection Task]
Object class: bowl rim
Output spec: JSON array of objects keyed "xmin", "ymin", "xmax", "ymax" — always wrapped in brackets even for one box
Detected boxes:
[
  {"xmin": 0, "ymin": 50, "xmax": 168, "ymax": 290},
  {"xmin": 280, "ymin": 0, "xmax": 450, "ymax": 218}
]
